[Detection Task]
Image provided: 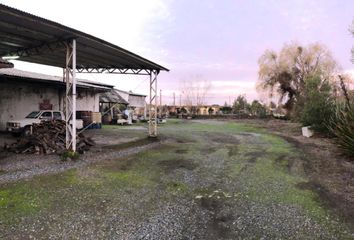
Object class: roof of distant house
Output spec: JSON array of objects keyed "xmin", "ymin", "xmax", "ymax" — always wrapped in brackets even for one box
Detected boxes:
[
  {"xmin": 115, "ymin": 89, "xmax": 147, "ymax": 97},
  {"xmin": 99, "ymin": 89, "xmax": 129, "ymax": 105}
]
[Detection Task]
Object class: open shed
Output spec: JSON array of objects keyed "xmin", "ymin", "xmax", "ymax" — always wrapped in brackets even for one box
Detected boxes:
[{"xmin": 0, "ymin": 4, "xmax": 168, "ymax": 151}]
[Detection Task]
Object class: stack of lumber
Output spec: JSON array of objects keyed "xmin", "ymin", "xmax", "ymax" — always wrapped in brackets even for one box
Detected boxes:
[{"xmin": 4, "ymin": 120, "xmax": 95, "ymax": 154}]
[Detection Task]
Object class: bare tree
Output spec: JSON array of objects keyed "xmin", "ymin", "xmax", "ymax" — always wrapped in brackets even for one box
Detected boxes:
[{"xmin": 180, "ymin": 76, "xmax": 211, "ymax": 113}]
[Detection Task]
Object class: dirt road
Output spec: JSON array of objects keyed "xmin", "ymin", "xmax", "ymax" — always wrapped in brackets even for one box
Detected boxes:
[{"xmin": 0, "ymin": 120, "xmax": 353, "ymax": 239}]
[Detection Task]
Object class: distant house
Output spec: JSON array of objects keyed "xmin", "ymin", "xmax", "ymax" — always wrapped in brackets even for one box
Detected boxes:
[
  {"xmin": 115, "ymin": 89, "xmax": 147, "ymax": 116},
  {"xmin": 0, "ymin": 68, "xmax": 113, "ymax": 131},
  {"xmin": 98, "ymin": 89, "xmax": 147, "ymax": 123},
  {"xmin": 197, "ymin": 105, "xmax": 220, "ymax": 115},
  {"xmin": 99, "ymin": 89, "xmax": 129, "ymax": 124},
  {"xmin": 164, "ymin": 105, "xmax": 221, "ymax": 116}
]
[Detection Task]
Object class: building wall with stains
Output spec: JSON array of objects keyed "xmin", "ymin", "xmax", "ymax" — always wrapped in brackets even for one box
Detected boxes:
[
  {"xmin": 76, "ymin": 90, "xmax": 99, "ymax": 113},
  {"xmin": 0, "ymin": 81, "xmax": 61, "ymax": 131},
  {"xmin": 0, "ymin": 80, "xmax": 101, "ymax": 131}
]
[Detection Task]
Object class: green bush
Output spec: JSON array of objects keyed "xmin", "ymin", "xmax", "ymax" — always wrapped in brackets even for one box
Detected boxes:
[
  {"xmin": 60, "ymin": 151, "xmax": 80, "ymax": 161},
  {"xmin": 250, "ymin": 100, "xmax": 267, "ymax": 118},
  {"xmin": 329, "ymin": 104, "xmax": 354, "ymax": 157},
  {"xmin": 299, "ymin": 76, "xmax": 335, "ymax": 133}
]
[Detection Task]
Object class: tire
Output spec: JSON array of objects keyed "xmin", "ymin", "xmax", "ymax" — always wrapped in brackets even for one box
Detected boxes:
[{"xmin": 22, "ymin": 125, "xmax": 32, "ymax": 136}]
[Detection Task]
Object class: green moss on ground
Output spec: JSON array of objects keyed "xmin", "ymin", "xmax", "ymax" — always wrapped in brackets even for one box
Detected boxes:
[
  {"xmin": 0, "ymin": 119, "xmax": 351, "ymax": 238},
  {"xmin": 0, "ymin": 170, "xmax": 79, "ymax": 225}
]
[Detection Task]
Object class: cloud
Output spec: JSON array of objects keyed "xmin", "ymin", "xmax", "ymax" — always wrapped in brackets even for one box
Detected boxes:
[{"xmin": 0, "ymin": 0, "xmax": 170, "ymax": 53}]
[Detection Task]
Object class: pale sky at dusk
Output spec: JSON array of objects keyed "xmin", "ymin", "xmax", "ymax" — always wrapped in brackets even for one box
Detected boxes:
[{"xmin": 1, "ymin": 0, "xmax": 354, "ymax": 105}]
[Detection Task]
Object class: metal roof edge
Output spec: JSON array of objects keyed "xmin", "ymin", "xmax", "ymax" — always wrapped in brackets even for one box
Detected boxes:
[
  {"xmin": 114, "ymin": 88, "xmax": 147, "ymax": 97},
  {"xmin": 0, "ymin": 68, "xmax": 113, "ymax": 90},
  {"xmin": 0, "ymin": 3, "xmax": 169, "ymax": 72}
]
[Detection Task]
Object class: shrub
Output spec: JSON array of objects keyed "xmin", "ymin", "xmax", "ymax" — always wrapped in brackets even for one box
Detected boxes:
[
  {"xmin": 329, "ymin": 105, "xmax": 354, "ymax": 157},
  {"xmin": 299, "ymin": 76, "xmax": 335, "ymax": 133},
  {"xmin": 327, "ymin": 75, "xmax": 354, "ymax": 158},
  {"xmin": 60, "ymin": 151, "xmax": 80, "ymax": 161},
  {"xmin": 250, "ymin": 100, "xmax": 267, "ymax": 118}
]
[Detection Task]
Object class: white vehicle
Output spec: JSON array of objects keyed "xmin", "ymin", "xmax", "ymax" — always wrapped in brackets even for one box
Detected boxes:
[{"xmin": 6, "ymin": 110, "xmax": 83, "ymax": 136}]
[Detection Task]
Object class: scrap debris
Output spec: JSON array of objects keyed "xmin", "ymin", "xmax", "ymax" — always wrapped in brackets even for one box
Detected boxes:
[{"xmin": 3, "ymin": 120, "xmax": 95, "ymax": 154}]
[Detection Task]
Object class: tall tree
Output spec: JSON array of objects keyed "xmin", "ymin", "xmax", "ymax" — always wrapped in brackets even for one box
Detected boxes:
[
  {"xmin": 351, "ymin": 19, "xmax": 354, "ymax": 64},
  {"xmin": 232, "ymin": 95, "xmax": 250, "ymax": 114},
  {"xmin": 257, "ymin": 42, "xmax": 338, "ymax": 115},
  {"xmin": 250, "ymin": 100, "xmax": 267, "ymax": 117}
]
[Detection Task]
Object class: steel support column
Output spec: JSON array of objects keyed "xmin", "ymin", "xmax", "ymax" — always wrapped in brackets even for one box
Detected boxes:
[
  {"xmin": 149, "ymin": 70, "xmax": 159, "ymax": 137},
  {"xmin": 63, "ymin": 39, "xmax": 77, "ymax": 151}
]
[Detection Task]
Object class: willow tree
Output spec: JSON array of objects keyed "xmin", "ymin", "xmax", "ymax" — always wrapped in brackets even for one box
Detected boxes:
[
  {"xmin": 351, "ymin": 19, "xmax": 354, "ymax": 64},
  {"xmin": 257, "ymin": 42, "xmax": 338, "ymax": 116}
]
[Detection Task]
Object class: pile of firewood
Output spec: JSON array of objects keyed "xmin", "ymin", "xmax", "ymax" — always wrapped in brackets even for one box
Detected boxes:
[{"xmin": 4, "ymin": 120, "xmax": 95, "ymax": 154}]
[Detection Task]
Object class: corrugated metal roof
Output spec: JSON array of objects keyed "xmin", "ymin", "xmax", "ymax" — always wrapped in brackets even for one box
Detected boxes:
[
  {"xmin": 0, "ymin": 68, "xmax": 112, "ymax": 90},
  {"xmin": 115, "ymin": 89, "xmax": 147, "ymax": 97},
  {"xmin": 0, "ymin": 4, "xmax": 169, "ymax": 72},
  {"xmin": 100, "ymin": 89, "xmax": 129, "ymax": 104}
]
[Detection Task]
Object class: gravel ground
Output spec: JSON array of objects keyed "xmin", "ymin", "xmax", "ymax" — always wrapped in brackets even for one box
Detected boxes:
[
  {"xmin": 0, "ymin": 141, "xmax": 160, "ymax": 184},
  {"xmin": 0, "ymin": 120, "xmax": 353, "ymax": 239},
  {"xmin": 0, "ymin": 127, "xmax": 158, "ymax": 184}
]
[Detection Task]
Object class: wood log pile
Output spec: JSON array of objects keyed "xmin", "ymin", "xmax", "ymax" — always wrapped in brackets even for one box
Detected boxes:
[{"xmin": 4, "ymin": 120, "xmax": 95, "ymax": 154}]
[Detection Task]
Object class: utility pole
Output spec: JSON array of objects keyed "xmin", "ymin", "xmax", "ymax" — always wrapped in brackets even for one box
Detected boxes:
[
  {"xmin": 173, "ymin": 92, "xmax": 176, "ymax": 106},
  {"xmin": 179, "ymin": 94, "xmax": 182, "ymax": 107}
]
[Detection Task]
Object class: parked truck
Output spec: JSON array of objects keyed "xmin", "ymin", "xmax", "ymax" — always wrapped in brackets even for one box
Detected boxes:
[{"xmin": 6, "ymin": 110, "xmax": 83, "ymax": 136}]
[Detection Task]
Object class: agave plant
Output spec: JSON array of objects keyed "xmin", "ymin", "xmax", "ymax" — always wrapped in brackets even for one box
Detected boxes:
[{"xmin": 329, "ymin": 104, "xmax": 354, "ymax": 157}]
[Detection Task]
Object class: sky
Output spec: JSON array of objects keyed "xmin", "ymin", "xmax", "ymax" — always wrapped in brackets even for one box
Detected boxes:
[{"xmin": 1, "ymin": 0, "xmax": 354, "ymax": 105}]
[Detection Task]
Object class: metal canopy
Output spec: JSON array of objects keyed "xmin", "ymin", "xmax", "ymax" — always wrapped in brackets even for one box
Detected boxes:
[
  {"xmin": 0, "ymin": 4, "xmax": 167, "ymax": 151},
  {"xmin": 0, "ymin": 4, "xmax": 168, "ymax": 73}
]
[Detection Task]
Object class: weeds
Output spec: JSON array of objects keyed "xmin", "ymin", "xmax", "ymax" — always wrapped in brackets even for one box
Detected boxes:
[{"xmin": 60, "ymin": 151, "xmax": 80, "ymax": 161}]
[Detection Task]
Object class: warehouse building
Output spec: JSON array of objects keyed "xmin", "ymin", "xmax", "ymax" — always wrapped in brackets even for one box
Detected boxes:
[
  {"xmin": 0, "ymin": 68, "xmax": 112, "ymax": 131},
  {"xmin": 0, "ymin": 3, "xmax": 168, "ymax": 150}
]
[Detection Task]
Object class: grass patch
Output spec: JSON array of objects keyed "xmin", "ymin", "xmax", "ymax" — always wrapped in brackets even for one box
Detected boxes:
[
  {"xmin": 166, "ymin": 181, "xmax": 189, "ymax": 193},
  {"xmin": 226, "ymin": 132, "xmax": 329, "ymax": 221},
  {"xmin": 0, "ymin": 170, "xmax": 79, "ymax": 225},
  {"xmin": 102, "ymin": 137, "xmax": 158, "ymax": 151},
  {"xmin": 186, "ymin": 121, "xmax": 263, "ymax": 134},
  {"xmin": 1, "ymin": 119, "xmax": 351, "ymax": 238},
  {"xmin": 104, "ymin": 170, "xmax": 153, "ymax": 188},
  {"xmin": 102, "ymin": 123, "xmax": 146, "ymax": 130}
]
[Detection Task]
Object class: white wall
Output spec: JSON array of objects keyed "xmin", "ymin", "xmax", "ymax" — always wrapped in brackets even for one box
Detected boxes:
[
  {"xmin": 0, "ymin": 81, "xmax": 61, "ymax": 130},
  {"xmin": 76, "ymin": 90, "xmax": 99, "ymax": 112},
  {"xmin": 128, "ymin": 95, "xmax": 146, "ymax": 108},
  {"xmin": 0, "ymin": 81, "xmax": 102, "ymax": 131}
]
